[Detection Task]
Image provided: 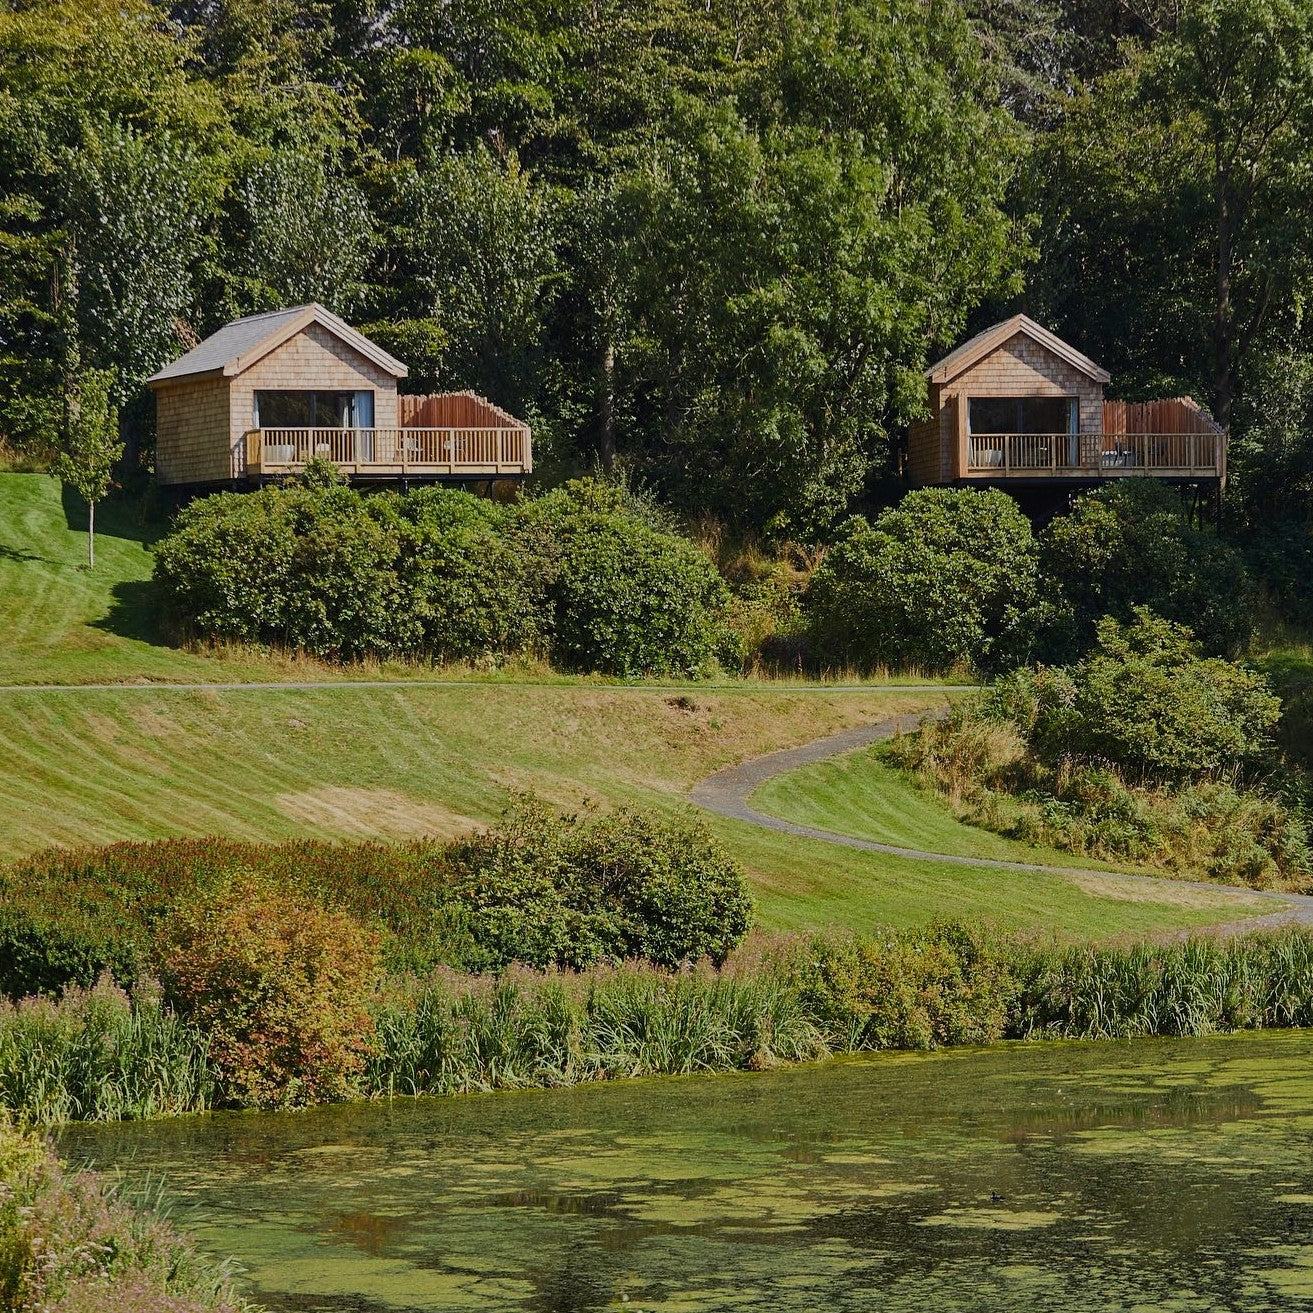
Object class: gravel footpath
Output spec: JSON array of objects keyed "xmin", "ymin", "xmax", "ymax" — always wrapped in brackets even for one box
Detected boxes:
[{"xmin": 689, "ymin": 713, "xmax": 1313, "ymax": 933}]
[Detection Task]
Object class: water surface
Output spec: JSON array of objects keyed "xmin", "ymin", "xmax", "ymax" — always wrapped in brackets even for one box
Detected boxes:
[{"xmin": 62, "ymin": 1032, "xmax": 1313, "ymax": 1311}]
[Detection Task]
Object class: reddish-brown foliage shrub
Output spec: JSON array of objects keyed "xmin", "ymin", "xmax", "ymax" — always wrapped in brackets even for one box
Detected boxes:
[{"xmin": 156, "ymin": 875, "xmax": 380, "ymax": 1108}]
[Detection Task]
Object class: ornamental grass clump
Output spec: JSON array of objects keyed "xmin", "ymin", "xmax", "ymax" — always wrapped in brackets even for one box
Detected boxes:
[{"xmin": 156, "ymin": 875, "xmax": 380, "ymax": 1109}]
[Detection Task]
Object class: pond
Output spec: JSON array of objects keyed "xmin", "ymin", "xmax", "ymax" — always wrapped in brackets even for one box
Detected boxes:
[{"xmin": 61, "ymin": 1031, "xmax": 1313, "ymax": 1312}]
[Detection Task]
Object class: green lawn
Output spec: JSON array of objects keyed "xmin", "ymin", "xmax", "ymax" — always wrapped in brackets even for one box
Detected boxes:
[
  {"xmin": 0, "ymin": 683, "xmax": 1262, "ymax": 938},
  {"xmin": 0, "ymin": 471, "xmax": 1270, "ymax": 939},
  {"xmin": 752, "ymin": 747, "xmax": 1122, "ymax": 871}
]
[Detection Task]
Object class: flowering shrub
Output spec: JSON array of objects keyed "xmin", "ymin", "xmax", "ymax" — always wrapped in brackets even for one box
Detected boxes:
[{"xmin": 156, "ymin": 876, "xmax": 380, "ymax": 1108}]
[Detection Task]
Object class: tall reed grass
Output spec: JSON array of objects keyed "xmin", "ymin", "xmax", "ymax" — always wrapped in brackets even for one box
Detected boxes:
[
  {"xmin": 1016, "ymin": 930, "xmax": 1313, "ymax": 1039},
  {"xmin": 368, "ymin": 965, "xmax": 823, "ymax": 1096},
  {"xmin": 0, "ymin": 977, "xmax": 212, "ymax": 1125},
  {"xmin": 10, "ymin": 927, "xmax": 1313, "ymax": 1126}
]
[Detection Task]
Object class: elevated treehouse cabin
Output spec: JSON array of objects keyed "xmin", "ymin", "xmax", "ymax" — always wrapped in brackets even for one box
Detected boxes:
[
  {"xmin": 148, "ymin": 304, "xmax": 531, "ymax": 487},
  {"xmin": 906, "ymin": 315, "xmax": 1224, "ymax": 494}
]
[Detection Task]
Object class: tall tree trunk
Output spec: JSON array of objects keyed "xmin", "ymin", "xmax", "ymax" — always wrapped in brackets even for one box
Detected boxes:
[
  {"xmin": 599, "ymin": 335, "xmax": 616, "ymax": 472},
  {"xmin": 87, "ymin": 499, "xmax": 95, "ymax": 570}
]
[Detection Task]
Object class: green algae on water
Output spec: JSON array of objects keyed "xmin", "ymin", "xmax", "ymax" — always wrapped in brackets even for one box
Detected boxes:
[{"xmin": 61, "ymin": 1030, "xmax": 1313, "ymax": 1312}]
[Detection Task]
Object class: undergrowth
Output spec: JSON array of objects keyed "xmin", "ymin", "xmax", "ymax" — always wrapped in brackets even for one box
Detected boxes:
[
  {"xmin": 10, "ymin": 923, "xmax": 1313, "ymax": 1124},
  {"xmin": 0, "ymin": 1117, "xmax": 250, "ymax": 1310}
]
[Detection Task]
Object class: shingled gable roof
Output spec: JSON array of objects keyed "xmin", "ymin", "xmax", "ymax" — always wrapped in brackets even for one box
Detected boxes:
[
  {"xmin": 926, "ymin": 314, "xmax": 1110, "ymax": 386},
  {"xmin": 146, "ymin": 303, "xmax": 409, "ymax": 386}
]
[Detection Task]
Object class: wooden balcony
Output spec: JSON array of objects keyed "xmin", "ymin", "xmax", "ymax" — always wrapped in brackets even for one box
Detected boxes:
[
  {"xmin": 964, "ymin": 431, "xmax": 1224, "ymax": 481},
  {"xmin": 244, "ymin": 425, "xmax": 532, "ymax": 479}
]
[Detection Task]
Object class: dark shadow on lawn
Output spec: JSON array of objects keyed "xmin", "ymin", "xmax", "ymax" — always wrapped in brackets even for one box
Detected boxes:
[
  {"xmin": 0, "ymin": 544, "xmax": 48, "ymax": 564},
  {"xmin": 60, "ymin": 482, "xmax": 171, "ymax": 548},
  {"xmin": 91, "ymin": 578, "xmax": 171, "ymax": 647}
]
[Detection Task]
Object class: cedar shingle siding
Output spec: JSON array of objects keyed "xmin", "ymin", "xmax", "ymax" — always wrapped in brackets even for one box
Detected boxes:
[
  {"xmin": 153, "ymin": 376, "xmax": 233, "ymax": 485},
  {"xmin": 150, "ymin": 305, "xmax": 407, "ymax": 487},
  {"xmin": 907, "ymin": 323, "xmax": 1105, "ymax": 487}
]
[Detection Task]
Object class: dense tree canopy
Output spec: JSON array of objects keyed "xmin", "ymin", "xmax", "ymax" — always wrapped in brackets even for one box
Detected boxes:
[{"xmin": 4, "ymin": 0, "xmax": 1313, "ymax": 537}]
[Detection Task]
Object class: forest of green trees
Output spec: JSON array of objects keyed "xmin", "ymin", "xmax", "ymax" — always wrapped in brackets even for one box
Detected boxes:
[{"xmin": 3, "ymin": 0, "xmax": 1313, "ymax": 539}]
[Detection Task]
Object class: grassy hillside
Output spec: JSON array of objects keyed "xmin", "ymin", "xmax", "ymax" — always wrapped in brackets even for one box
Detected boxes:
[
  {"xmin": 0, "ymin": 471, "xmax": 1269, "ymax": 938},
  {"xmin": 752, "ymin": 747, "xmax": 1113, "ymax": 870},
  {"xmin": 0, "ymin": 472, "xmax": 282, "ymax": 685},
  {"xmin": 0, "ymin": 682, "xmax": 1261, "ymax": 938}
]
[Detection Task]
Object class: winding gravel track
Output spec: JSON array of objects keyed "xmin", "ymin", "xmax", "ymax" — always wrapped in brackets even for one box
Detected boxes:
[{"xmin": 689, "ymin": 713, "xmax": 1313, "ymax": 932}]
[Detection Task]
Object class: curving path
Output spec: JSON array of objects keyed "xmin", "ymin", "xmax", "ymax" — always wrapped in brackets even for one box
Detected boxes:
[{"xmin": 689, "ymin": 712, "xmax": 1313, "ymax": 932}]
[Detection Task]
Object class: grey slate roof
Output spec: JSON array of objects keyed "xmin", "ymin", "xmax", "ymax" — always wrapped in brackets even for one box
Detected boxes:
[{"xmin": 146, "ymin": 303, "xmax": 408, "ymax": 385}]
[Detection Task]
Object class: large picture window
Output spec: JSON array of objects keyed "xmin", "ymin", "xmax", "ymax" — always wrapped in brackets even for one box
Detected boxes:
[
  {"xmin": 968, "ymin": 396, "xmax": 1077, "ymax": 435},
  {"xmin": 255, "ymin": 390, "xmax": 374, "ymax": 428}
]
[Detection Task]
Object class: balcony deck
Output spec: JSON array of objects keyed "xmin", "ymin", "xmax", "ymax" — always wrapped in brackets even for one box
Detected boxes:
[
  {"xmin": 964, "ymin": 432, "xmax": 1224, "ymax": 482},
  {"xmin": 245, "ymin": 425, "xmax": 532, "ymax": 480}
]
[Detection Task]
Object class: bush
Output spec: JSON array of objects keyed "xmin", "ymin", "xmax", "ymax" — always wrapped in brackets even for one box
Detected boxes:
[
  {"xmin": 156, "ymin": 876, "xmax": 380, "ymax": 1108},
  {"xmin": 1040, "ymin": 480, "xmax": 1253, "ymax": 658},
  {"xmin": 440, "ymin": 797, "xmax": 753, "ymax": 970},
  {"xmin": 887, "ymin": 618, "xmax": 1307, "ymax": 888},
  {"xmin": 153, "ymin": 476, "xmax": 731, "ymax": 675},
  {"xmin": 153, "ymin": 482, "xmax": 410, "ymax": 657},
  {"xmin": 522, "ymin": 487, "xmax": 729, "ymax": 676},
  {"xmin": 791, "ymin": 921, "xmax": 1017, "ymax": 1050},
  {"xmin": 805, "ymin": 487, "xmax": 1043, "ymax": 674},
  {"xmin": 391, "ymin": 488, "xmax": 543, "ymax": 660},
  {"xmin": 1023, "ymin": 610, "xmax": 1281, "ymax": 785},
  {"xmin": 0, "ymin": 1119, "xmax": 245, "ymax": 1310},
  {"xmin": 0, "ymin": 802, "xmax": 752, "ymax": 997}
]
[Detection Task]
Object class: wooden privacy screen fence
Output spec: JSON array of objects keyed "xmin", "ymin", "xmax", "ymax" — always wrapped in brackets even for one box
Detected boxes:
[
  {"xmin": 1101, "ymin": 397, "xmax": 1222, "ymax": 438},
  {"xmin": 246, "ymin": 391, "xmax": 532, "ymax": 478},
  {"xmin": 398, "ymin": 391, "xmax": 527, "ymax": 431}
]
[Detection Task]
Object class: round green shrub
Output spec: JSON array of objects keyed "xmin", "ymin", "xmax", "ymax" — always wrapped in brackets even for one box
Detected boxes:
[
  {"xmin": 392, "ymin": 489, "xmax": 543, "ymax": 661},
  {"xmin": 541, "ymin": 510, "xmax": 729, "ymax": 678},
  {"xmin": 1017, "ymin": 609, "xmax": 1281, "ymax": 785},
  {"xmin": 431, "ymin": 796, "xmax": 753, "ymax": 970},
  {"xmin": 805, "ymin": 487, "xmax": 1042, "ymax": 674},
  {"xmin": 1040, "ymin": 480, "xmax": 1253, "ymax": 658},
  {"xmin": 153, "ymin": 483, "xmax": 411, "ymax": 657}
]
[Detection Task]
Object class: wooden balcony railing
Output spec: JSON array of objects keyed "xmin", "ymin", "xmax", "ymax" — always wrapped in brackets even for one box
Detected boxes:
[
  {"xmin": 245, "ymin": 426, "xmax": 532, "ymax": 478},
  {"xmin": 965, "ymin": 432, "xmax": 1223, "ymax": 479}
]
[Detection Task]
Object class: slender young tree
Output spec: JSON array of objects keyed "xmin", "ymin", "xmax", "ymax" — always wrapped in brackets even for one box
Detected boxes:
[{"xmin": 54, "ymin": 367, "xmax": 122, "ymax": 569}]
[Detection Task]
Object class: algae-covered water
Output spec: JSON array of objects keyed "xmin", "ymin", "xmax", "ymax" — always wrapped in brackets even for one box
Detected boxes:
[{"xmin": 61, "ymin": 1031, "xmax": 1313, "ymax": 1311}]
